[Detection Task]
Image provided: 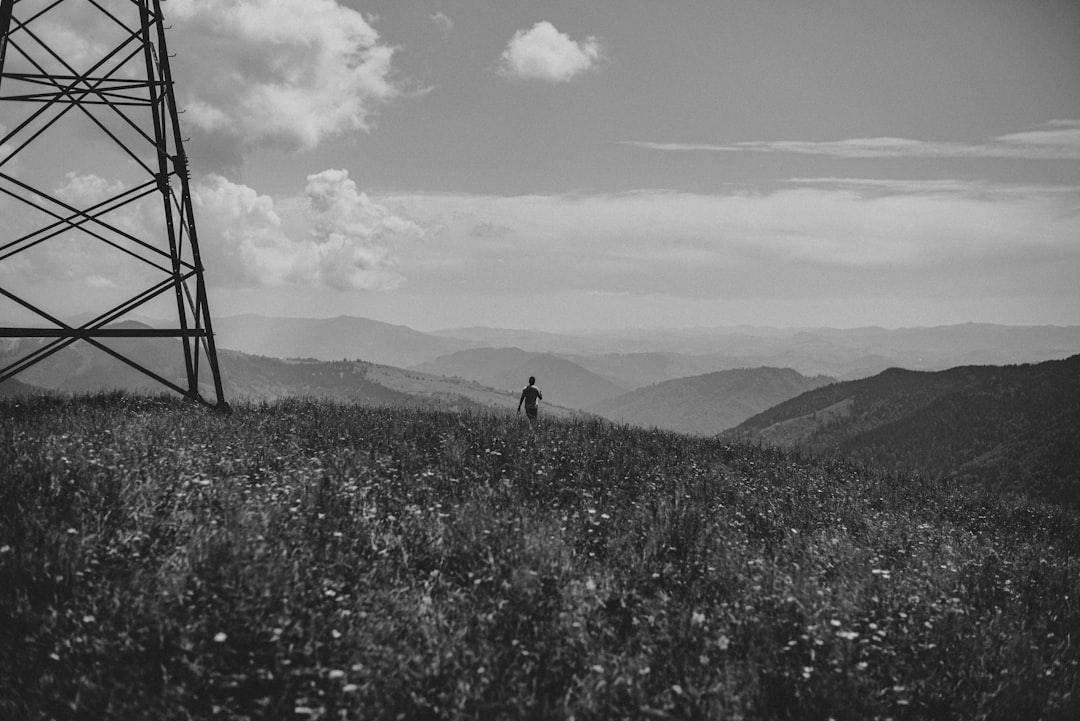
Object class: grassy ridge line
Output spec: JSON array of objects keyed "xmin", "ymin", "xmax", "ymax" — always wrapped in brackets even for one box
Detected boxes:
[{"xmin": 1, "ymin": 393, "xmax": 1078, "ymax": 720}]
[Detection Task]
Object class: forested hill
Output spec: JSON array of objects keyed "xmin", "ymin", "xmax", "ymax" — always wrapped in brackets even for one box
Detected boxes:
[
  {"xmin": 724, "ymin": 355, "xmax": 1080, "ymax": 507},
  {"xmin": 589, "ymin": 367, "xmax": 833, "ymax": 435}
]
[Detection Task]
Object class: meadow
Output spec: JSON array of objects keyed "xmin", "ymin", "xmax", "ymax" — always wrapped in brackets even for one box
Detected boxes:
[{"xmin": 2, "ymin": 393, "xmax": 1078, "ymax": 720}]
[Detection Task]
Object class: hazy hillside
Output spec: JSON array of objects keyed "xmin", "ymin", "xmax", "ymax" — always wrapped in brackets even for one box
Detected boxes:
[
  {"xmin": 0, "ymin": 332, "xmax": 566, "ymax": 415},
  {"xmin": 726, "ymin": 355, "xmax": 1080, "ymax": 507},
  {"xmin": 591, "ymin": 367, "xmax": 834, "ymax": 435},
  {"xmin": 411, "ymin": 347, "xmax": 536, "ymax": 383},
  {"xmin": 219, "ymin": 353, "xmax": 416, "ymax": 406},
  {"xmin": 564, "ymin": 351, "xmax": 740, "ymax": 389},
  {"xmin": 214, "ymin": 314, "xmax": 470, "ymax": 367},
  {"xmin": 436, "ymin": 322, "xmax": 1080, "ymax": 379},
  {"xmin": 3, "ymin": 395, "xmax": 1078, "ymax": 719},
  {"xmin": 0, "ymin": 378, "xmax": 41, "ymax": 397},
  {"xmin": 3, "ymin": 321, "xmax": 193, "ymax": 394},
  {"xmin": 415, "ymin": 348, "xmax": 626, "ymax": 410}
]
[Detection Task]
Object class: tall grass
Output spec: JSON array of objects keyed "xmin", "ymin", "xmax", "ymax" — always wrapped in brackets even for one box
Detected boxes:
[{"xmin": 2, "ymin": 393, "xmax": 1078, "ymax": 719}]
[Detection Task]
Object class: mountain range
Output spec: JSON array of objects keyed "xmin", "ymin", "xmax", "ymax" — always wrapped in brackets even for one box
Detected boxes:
[
  {"xmin": 206, "ymin": 315, "xmax": 1080, "ymax": 380},
  {"xmin": 0, "ymin": 327, "xmax": 580, "ymax": 419},
  {"xmin": 591, "ymin": 367, "xmax": 834, "ymax": 436},
  {"xmin": 724, "ymin": 355, "xmax": 1080, "ymax": 508},
  {"xmin": 4, "ymin": 315, "xmax": 1079, "ymax": 508},
  {"xmin": 430, "ymin": 321, "xmax": 1080, "ymax": 379},
  {"xmin": 413, "ymin": 348, "xmax": 627, "ymax": 409},
  {"xmin": 211, "ymin": 314, "xmax": 471, "ymax": 367},
  {"xmin": 5, "ymin": 315, "xmax": 1080, "ymax": 436}
]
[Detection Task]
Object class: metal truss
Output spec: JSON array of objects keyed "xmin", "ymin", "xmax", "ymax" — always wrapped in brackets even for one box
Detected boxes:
[{"xmin": 0, "ymin": 0, "xmax": 226, "ymax": 407}]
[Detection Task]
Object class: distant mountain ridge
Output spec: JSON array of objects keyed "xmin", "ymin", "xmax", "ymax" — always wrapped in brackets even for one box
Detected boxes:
[
  {"xmin": 0, "ymin": 334, "xmax": 579, "ymax": 418},
  {"xmin": 725, "ymin": 355, "xmax": 1080, "ymax": 507},
  {"xmin": 413, "ymin": 348, "xmax": 626, "ymax": 409},
  {"xmin": 590, "ymin": 367, "xmax": 834, "ymax": 435},
  {"xmin": 434, "ymin": 322, "xmax": 1080, "ymax": 379},
  {"xmin": 212, "ymin": 314, "xmax": 471, "ymax": 368}
]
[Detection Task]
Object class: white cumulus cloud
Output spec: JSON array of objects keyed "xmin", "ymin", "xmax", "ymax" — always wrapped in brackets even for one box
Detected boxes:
[
  {"xmin": 1, "ymin": 169, "xmax": 424, "ymax": 294},
  {"xmin": 499, "ymin": 21, "xmax": 603, "ymax": 83},
  {"xmin": 168, "ymin": 0, "xmax": 399, "ymax": 154},
  {"xmin": 193, "ymin": 170, "xmax": 423, "ymax": 291}
]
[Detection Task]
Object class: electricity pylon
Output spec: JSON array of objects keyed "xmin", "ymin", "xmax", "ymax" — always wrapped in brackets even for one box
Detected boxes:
[{"xmin": 0, "ymin": 0, "xmax": 226, "ymax": 407}]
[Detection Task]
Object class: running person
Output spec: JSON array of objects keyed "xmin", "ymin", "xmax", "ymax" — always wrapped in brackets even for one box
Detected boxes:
[{"xmin": 517, "ymin": 376, "xmax": 543, "ymax": 423}]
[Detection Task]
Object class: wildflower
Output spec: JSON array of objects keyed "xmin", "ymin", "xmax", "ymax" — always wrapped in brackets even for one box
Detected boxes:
[
  {"xmin": 691, "ymin": 611, "xmax": 706, "ymax": 626},
  {"xmin": 328, "ymin": 669, "xmax": 345, "ymax": 680},
  {"xmin": 213, "ymin": 632, "xmax": 227, "ymax": 643},
  {"xmin": 717, "ymin": 635, "xmax": 730, "ymax": 651}
]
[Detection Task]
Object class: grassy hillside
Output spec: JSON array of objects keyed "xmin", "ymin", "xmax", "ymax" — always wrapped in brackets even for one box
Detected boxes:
[
  {"xmin": 591, "ymin": 367, "xmax": 834, "ymax": 435},
  {"xmin": 2, "ymin": 394, "xmax": 1078, "ymax": 719},
  {"xmin": 725, "ymin": 356, "xmax": 1080, "ymax": 508}
]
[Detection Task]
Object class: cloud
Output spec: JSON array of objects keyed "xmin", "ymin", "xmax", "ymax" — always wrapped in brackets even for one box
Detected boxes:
[
  {"xmin": 383, "ymin": 182, "xmax": 1080, "ymax": 303},
  {"xmin": 193, "ymin": 169, "xmax": 423, "ymax": 291},
  {"xmin": 622, "ymin": 121, "xmax": 1080, "ymax": 160},
  {"xmin": 430, "ymin": 12, "xmax": 454, "ymax": 36},
  {"xmin": 499, "ymin": 21, "xmax": 603, "ymax": 83},
  {"xmin": 0, "ymin": 172, "xmax": 166, "ymax": 287},
  {"xmin": 1, "ymin": 169, "xmax": 424, "ymax": 293},
  {"xmin": 167, "ymin": 0, "xmax": 400, "ymax": 156}
]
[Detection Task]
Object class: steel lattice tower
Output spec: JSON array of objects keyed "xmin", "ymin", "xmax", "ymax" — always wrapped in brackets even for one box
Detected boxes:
[{"xmin": 0, "ymin": 0, "xmax": 226, "ymax": 407}]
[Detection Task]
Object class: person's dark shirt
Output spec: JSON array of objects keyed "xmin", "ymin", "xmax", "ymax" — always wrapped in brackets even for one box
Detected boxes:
[{"xmin": 520, "ymin": 385, "xmax": 542, "ymax": 409}]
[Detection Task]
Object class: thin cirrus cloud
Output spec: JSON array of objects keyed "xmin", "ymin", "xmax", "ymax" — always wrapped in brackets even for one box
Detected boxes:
[
  {"xmin": 622, "ymin": 121, "xmax": 1080, "ymax": 160},
  {"xmin": 167, "ymin": 0, "xmax": 399, "ymax": 155},
  {"xmin": 383, "ymin": 182, "xmax": 1080, "ymax": 302},
  {"xmin": 498, "ymin": 21, "xmax": 604, "ymax": 83}
]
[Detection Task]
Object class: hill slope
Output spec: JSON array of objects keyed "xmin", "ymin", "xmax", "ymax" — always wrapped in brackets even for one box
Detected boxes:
[
  {"xmin": 725, "ymin": 355, "xmax": 1080, "ymax": 506},
  {"xmin": 415, "ymin": 348, "xmax": 626, "ymax": 409},
  {"xmin": 0, "ymin": 378, "xmax": 42, "ymax": 397},
  {"xmin": 1, "ymin": 333, "xmax": 566, "ymax": 415},
  {"xmin": 591, "ymin": 367, "xmax": 834, "ymax": 435},
  {"xmin": 2, "ymin": 396, "xmax": 1078, "ymax": 719},
  {"xmin": 213, "ymin": 314, "xmax": 470, "ymax": 366},
  {"xmin": 435, "ymin": 322, "xmax": 1080, "ymax": 378}
]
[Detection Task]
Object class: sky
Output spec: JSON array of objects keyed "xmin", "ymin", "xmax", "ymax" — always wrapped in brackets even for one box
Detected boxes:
[{"xmin": 2, "ymin": 0, "xmax": 1079, "ymax": 332}]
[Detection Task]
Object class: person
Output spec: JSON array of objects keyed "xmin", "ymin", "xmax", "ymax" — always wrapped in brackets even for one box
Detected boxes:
[{"xmin": 517, "ymin": 376, "xmax": 542, "ymax": 423}]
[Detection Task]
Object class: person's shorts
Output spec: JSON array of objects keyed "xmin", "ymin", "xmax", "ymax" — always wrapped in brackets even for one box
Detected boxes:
[{"xmin": 525, "ymin": 406, "xmax": 538, "ymax": 419}]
